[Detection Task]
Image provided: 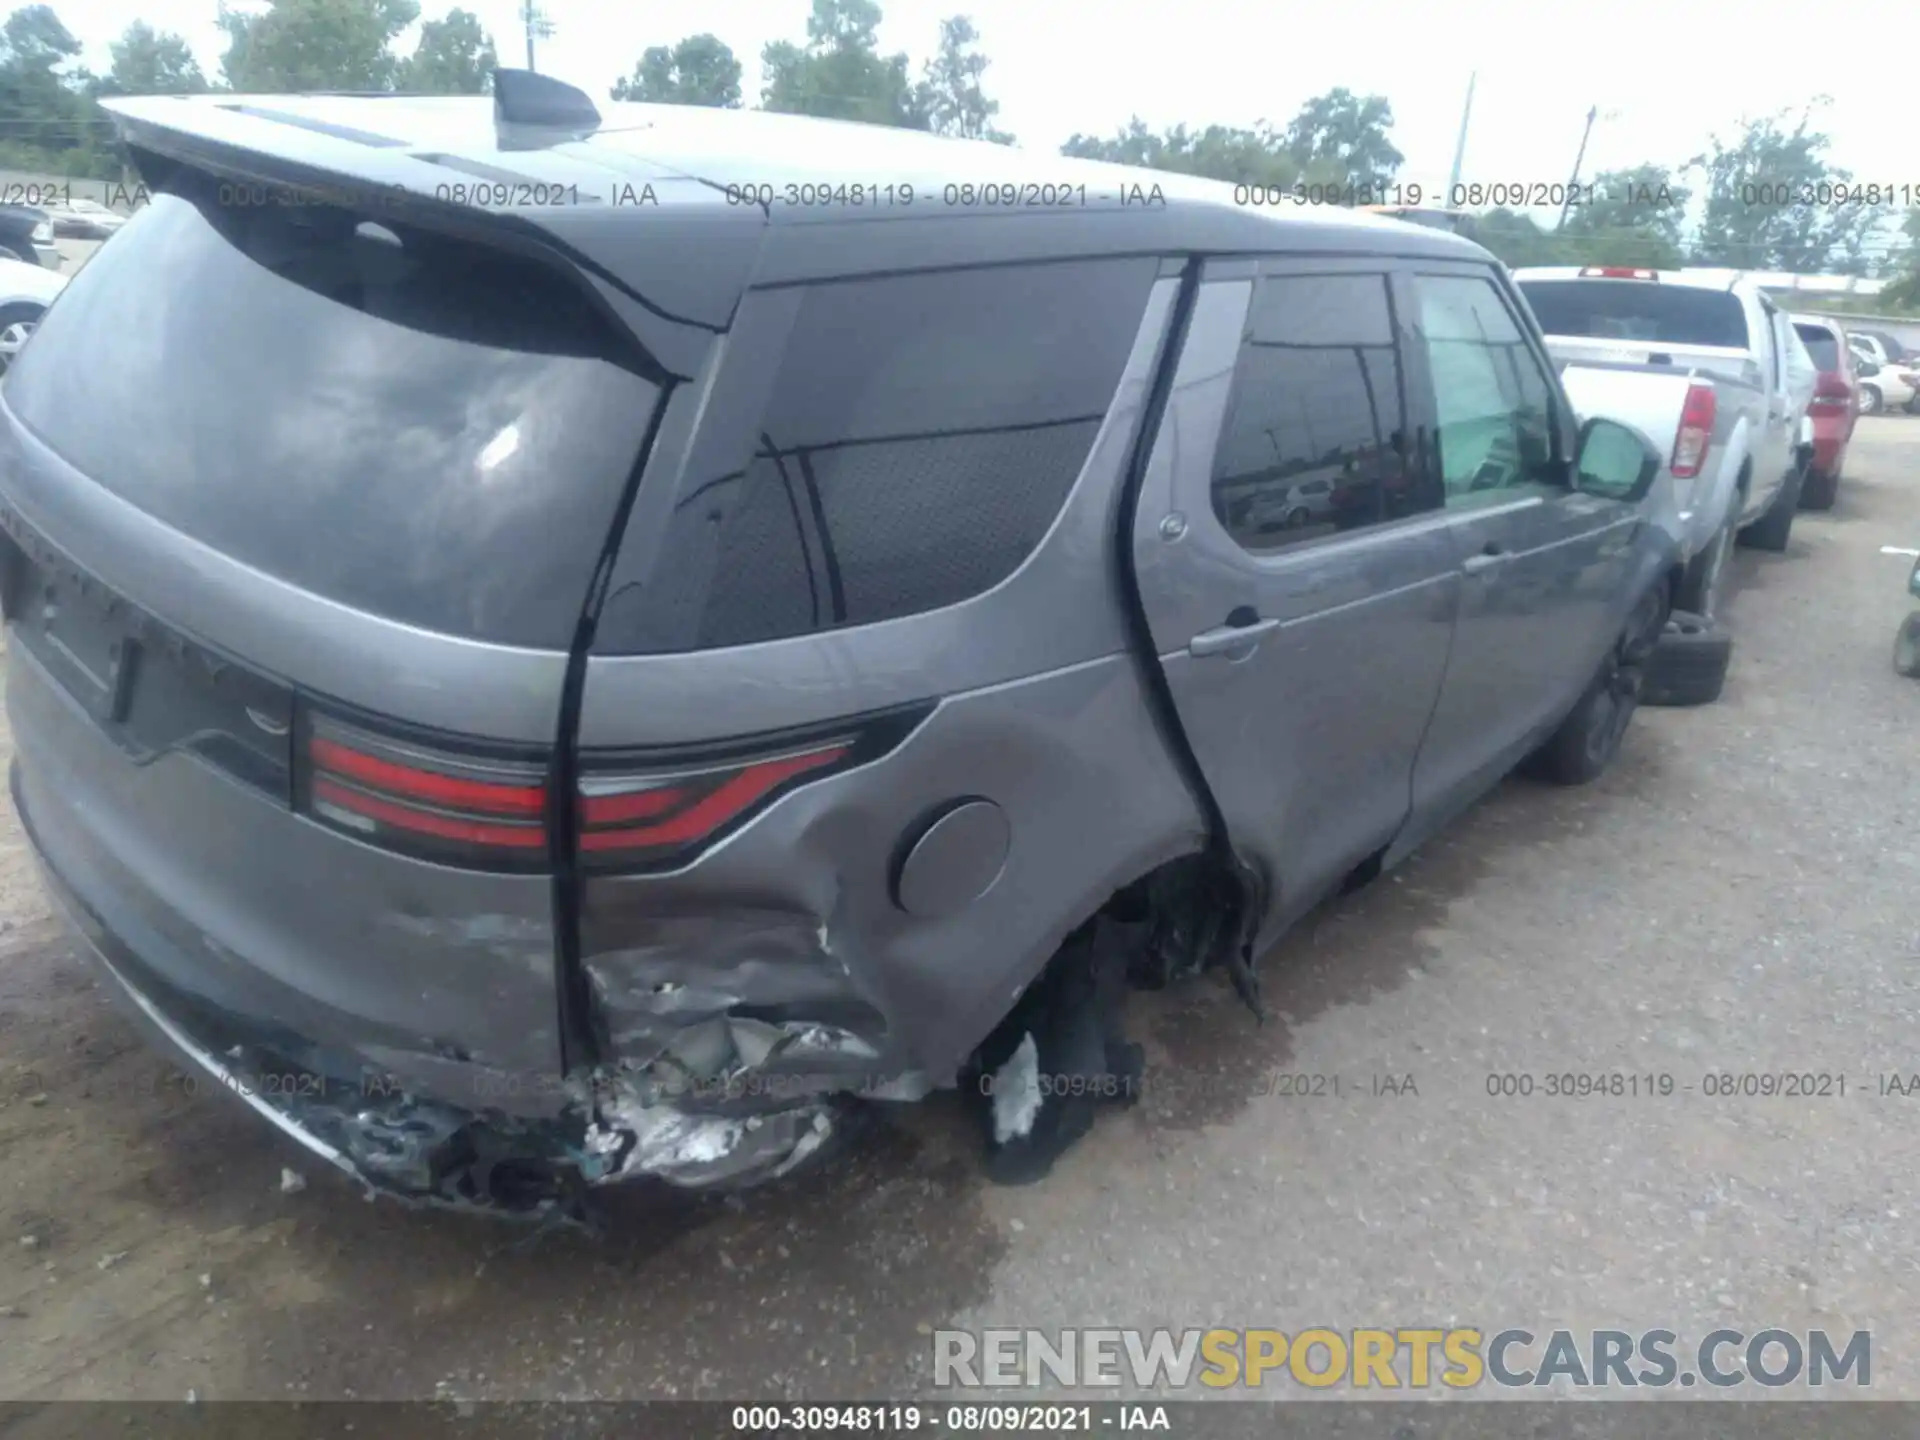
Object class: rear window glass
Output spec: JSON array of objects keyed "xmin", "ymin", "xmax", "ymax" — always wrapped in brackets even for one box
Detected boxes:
[
  {"xmin": 4, "ymin": 182, "xmax": 661, "ymax": 649},
  {"xmin": 1794, "ymin": 323, "xmax": 1841, "ymax": 372},
  {"xmin": 606, "ymin": 257, "xmax": 1157, "ymax": 653},
  {"xmin": 1516, "ymin": 279, "xmax": 1749, "ymax": 350}
]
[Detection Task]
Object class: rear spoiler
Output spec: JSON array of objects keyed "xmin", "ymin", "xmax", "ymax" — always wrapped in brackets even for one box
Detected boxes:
[{"xmin": 97, "ymin": 94, "xmax": 720, "ymax": 380}]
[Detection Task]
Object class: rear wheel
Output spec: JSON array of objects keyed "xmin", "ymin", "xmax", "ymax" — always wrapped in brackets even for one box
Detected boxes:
[
  {"xmin": 1738, "ymin": 465, "xmax": 1803, "ymax": 553},
  {"xmin": 1895, "ymin": 613, "xmax": 1920, "ymax": 678},
  {"xmin": 1525, "ymin": 583, "xmax": 1666, "ymax": 786},
  {"xmin": 1675, "ymin": 510, "xmax": 1734, "ymax": 617},
  {"xmin": 0, "ymin": 301, "xmax": 45, "ymax": 374},
  {"xmin": 1800, "ymin": 464, "xmax": 1839, "ymax": 511}
]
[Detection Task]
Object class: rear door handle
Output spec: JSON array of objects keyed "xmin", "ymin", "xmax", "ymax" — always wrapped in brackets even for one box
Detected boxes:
[
  {"xmin": 1189, "ymin": 616, "xmax": 1281, "ymax": 658},
  {"xmin": 1462, "ymin": 545, "xmax": 1509, "ymax": 576}
]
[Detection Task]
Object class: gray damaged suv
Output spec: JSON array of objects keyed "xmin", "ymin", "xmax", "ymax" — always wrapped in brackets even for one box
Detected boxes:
[{"xmin": 0, "ymin": 74, "xmax": 1680, "ymax": 1218}]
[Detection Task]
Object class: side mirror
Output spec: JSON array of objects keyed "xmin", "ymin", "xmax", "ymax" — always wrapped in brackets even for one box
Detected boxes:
[
  {"xmin": 1860, "ymin": 361, "xmax": 1882, "ymax": 377},
  {"xmin": 1909, "ymin": 555, "xmax": 1920, "ymax": 600},
  {"xmin": 1573, "ymin": 416, "xmax": 1662, "ymax": 503}
]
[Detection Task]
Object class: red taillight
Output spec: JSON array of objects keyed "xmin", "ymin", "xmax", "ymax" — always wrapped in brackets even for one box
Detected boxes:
[
  {"xmin": 1670, "ymin": 382, "xmax": 1717, "ymax": 479},
  {"xmin": 309, "ymin": 736, "xmax": 545, "ymax": 816},
  {"xmin": 302, "ymin": 713, "xmax": 549, "ymax": 867},
  {"xmin": 1810, "ymin": 376, "xmax": 1853, "ymax": 411},
  {"xmin": 578, "ymin": 739, "xmax": 853, "ymax": 869},
  {"xmin": 1580, "ymin": 266, "xmax": 1659, "ymax": 280}
]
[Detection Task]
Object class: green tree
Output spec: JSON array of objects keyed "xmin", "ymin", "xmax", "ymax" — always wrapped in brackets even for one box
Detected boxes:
[
  {"xmin": 610, "ymin": 33, "xmax": 741, "ymax": 106},
  {"xmin": 916, "ymin": 15, "xmax": 1009, "ymax": 143},
  {"xmin": 218, "ymin": 0, "xmax": 419, "ymax": 93},
  {"xmin": 1061, "ymin": 87, "xmax": 1399, "ymax": 189},
  {"xmin": 0, "ymin": 7, "xmax": 114, "ymax": 177},
  {"xmin": 1876, "ymin": 208, "xmax": 1920, "ymax": 309},
  {"xmin": 761, "ymin": 0, "xmax": 927, "ymax": 129},
  {"xmin": 396, "ymin": 8, "xmax": 493, "ymax": 94},
  {"xmin": 1061, "ymin": 117, "xmax": 1298, "ymax": 187},
  {"xmin": 1555, "ymin": 164, "xmax": 1689, "ymax": 269},
  {"xmin": 1282, "ymin": 88, "xmax": 1402, "ymax": 189},
  {"xmin": 1457, "ymin": 208, "xmax": 1566, "ymax": 269},
  {"xmin": 95, "ymin": 21, "xmax": 208, "ymax": 95},
  {"xmin": 1688, "ymin": 102, "xmax": 1876, "ymax": 272}
]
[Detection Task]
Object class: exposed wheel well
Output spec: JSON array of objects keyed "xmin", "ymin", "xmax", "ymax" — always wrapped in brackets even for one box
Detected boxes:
[
  {"xmin": 1100, "ymin": 851, "xmax": 1251, "ymax": 990},
  {"xmin": 965, "ymin": 848, "xmax": 1253, "ymax": 1082},
  {"xmin": 971, "ymin": 848, "xmax": 1250, "ymax": 1061}
]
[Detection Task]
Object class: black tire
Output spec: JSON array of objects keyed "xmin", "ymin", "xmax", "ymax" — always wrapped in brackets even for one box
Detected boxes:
[
  {"xmin": 1800, "ymin": 465, "xmax": 1839, "ymax": 511},
  {"xmin": 1524, "ymin": 584, "xmax": 1666, "ymax": 786},
  {"xmin": 1643, "ymin": 610, "xmax": 1732, "ymax": 706},
  {"xmin": 1674, "ymin": 512, "xmax": 1734, "ymax": 617},
  {"xmin": 1737, "ymin": 466, "xmax": 1802, "ymax": 553},
  {"xmin": 1860, "ymin": 384, "xmax": 1884, "ymax": 415},
  {"xmin": 1895, "ymin": 613, "xmax": 1920, "ymax": 678},
  {"xmin": 1906, "ymin": 396, "xmax": 1920, "ymax": 416}
]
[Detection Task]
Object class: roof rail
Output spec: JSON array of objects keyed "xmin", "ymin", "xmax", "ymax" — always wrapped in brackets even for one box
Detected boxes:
[{"xmin": 492, "ymin": 68, "xmax": 600, "ymax": 147}]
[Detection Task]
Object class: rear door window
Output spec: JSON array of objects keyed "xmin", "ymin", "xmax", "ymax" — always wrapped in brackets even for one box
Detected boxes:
[
  {"xmin": 1412, "ymin": 273, "xmax": 1559, "ymax": 507},
  {"xmin": 1211, "ymin": 271, "xmax": 1428, "ymax": 551},
  {"xmin": 3, "ymin": 180, "xmax": 662, "ymax": 650},
  {"xmin": 1516, "ymin": 279, "xmax": 1750, "ymax": 350},
  {"xmin": 605, "ymin": 257, "xmax": 1157, "ymax": 653},
  {"xmin": 1794, "ymin": 322, "xmax": 1841, "ymax": 372}
]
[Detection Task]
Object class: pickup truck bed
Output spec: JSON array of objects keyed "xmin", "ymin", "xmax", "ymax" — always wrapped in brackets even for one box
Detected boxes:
[
  {"xmin": 1515, "ymin": 267, "xmax": 1819, "ymax": 610},
  {"xmin": 1557, "ymin": 358, "xmax": 1742, "ymax": 575}
]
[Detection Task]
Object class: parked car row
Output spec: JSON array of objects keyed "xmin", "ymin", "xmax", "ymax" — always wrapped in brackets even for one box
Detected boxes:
[
  {"xmin": 0, "ymin": 203, "xmax": 60, "ymax": 270},
  {"xmin": 1500, "ymin": 267, "xmax": 1916, "ymax": 708},
  {"xmin": 1510, "ymin": 266, "xmax": 1817, "ymax": 624},
  {"xmin": 1774, "ymin": 313, "xmax": 1920, "ymax": 520},
  {"xmin": 43, "ymin": 197, "xmax": 128, "ymax": 240},
  {"xmin": 0, "ymin": 80, "xmax": 1847, "ymax": 1216}
]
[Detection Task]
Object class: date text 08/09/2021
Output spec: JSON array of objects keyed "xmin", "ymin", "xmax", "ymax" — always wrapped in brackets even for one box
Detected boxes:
[
  {"xmin": 60, "ymin": 175, "xmax": 1920, "ymax": 217},
  {"xmin": 730, "ymin": 1404, "xmax": 1167, "ymax": 1433}
]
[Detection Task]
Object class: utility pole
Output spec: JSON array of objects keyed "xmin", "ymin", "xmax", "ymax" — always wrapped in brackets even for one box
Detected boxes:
[
  {"xmin": 520, "ymin": 0, "xmax": 554, "ymax": 71},
  {"xmin": 1445, "ymin": 71, "xmax": 1476, "ymax": 205},
  {"xmin": 1558, "ymin": 105, "xmax": 1599, "ymax": 228}
]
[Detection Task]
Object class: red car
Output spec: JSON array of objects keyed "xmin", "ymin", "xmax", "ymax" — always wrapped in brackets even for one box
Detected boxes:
[{"xmin": 1792, "ymin": 315, "xmax": 1858, "ymax": 510}]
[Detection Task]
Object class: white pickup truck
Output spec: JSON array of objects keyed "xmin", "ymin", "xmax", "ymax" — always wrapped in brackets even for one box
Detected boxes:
[{"xmin": 1512, "ymin": 266, "xmax": 1818, "ymax": 620}]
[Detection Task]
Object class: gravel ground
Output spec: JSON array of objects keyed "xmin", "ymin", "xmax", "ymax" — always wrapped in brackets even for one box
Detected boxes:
[{"xmin": 0, "ymin": 421, "xmax": 1917, "ymax": 1407}]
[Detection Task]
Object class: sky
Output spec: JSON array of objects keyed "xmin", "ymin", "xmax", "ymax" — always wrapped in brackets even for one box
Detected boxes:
[{"xmin": 52, "ymin": 0, "xmax": 1915, "ymax": 258}]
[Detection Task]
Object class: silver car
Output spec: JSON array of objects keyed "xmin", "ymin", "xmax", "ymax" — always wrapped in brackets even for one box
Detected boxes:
[{"xmin": 0, "ymin": 73, "xmax": 1680, "ymax": 1219}]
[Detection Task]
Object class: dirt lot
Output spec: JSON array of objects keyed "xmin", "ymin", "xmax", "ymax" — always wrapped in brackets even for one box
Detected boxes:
[{"xmin": 1, "ymin": 421, "xmax": 1919, "ymax": 1406}]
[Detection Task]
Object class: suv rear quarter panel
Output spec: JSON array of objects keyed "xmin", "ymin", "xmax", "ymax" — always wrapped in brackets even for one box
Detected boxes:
[{"xmin": 575, "ymin": 274, "xmax": 1207, "ymax": 1088}]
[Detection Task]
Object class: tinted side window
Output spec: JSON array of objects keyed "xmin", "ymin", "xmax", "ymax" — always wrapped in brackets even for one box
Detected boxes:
[
  {"xmin": 1211, "ymin": 272, "xmax": 1420, "ymax": 552},
  {"xmin": 1794, "ymin": 323, "xmax": 1840, "ymax": 372},
  {"xmin": 618, "ymin": 259, "xmax": 1157, "ymax": 653},
  {"xmin": 1413, "ymin": 273, "xmax": 1558, "ymax": 507}
]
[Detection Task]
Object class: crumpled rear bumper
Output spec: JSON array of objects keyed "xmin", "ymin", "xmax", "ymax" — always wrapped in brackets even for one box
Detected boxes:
[{"xmin": 18, "ymin": 762, "xmax": 839, "ymax": 1219}]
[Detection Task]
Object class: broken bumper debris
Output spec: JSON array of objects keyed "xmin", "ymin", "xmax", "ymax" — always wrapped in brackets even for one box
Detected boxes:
[{"xmin": 33, "ymin": 847, "xmax": 856, "ymax": 1218}]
